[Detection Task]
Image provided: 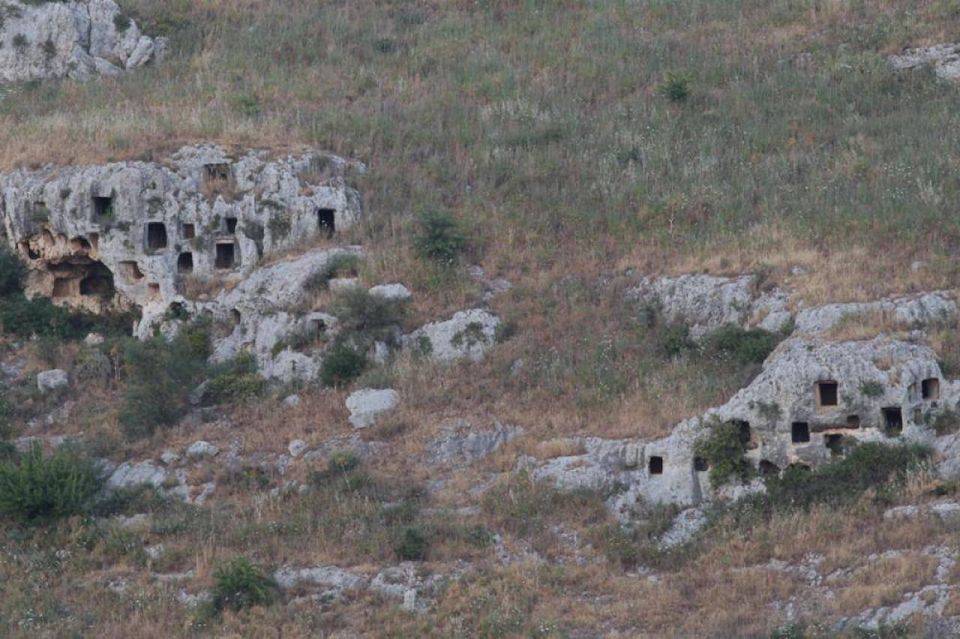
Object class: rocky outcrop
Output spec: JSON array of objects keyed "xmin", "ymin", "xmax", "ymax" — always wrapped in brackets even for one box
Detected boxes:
[
  {"xmin": 425, "ymin": 420, "xmax": 522, "ymax": 466},
  {"xmin": 792, "ymin": 291, "xmax": 956, "ymax": 334},
  {"xmin": 345, "ymin": 388, "xmax": 400, "ymax": 428},
  {"xmin": 627, "ymin": 273, "xmax": 791, "ymax": 337},
  {"xmin": 529, "ymin": 336, "xmax": 959, "ymax": 514},
  {"xmin": 890, "ymin": 43, "xmax": 960, "ymax": 82},
  {"xmin": 404, "ymin": 308, "xmax": 501, "ymax": 361},
  {"xmin": 0, "ymin": 0, "xmax": 166, "ymax": 84}
]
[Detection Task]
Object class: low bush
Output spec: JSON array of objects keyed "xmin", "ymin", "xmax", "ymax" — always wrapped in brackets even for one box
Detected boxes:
[
  {"xmin": 764, "ymin": 443, "xmax": 929, "ymax": 511},
  {"xmin": 395, "ymin": 526, "xmax": 429, "ymax": 561},
  {"xmin": 319, "ymin": 342, "xmax": 367, "ymax": 387},
  {"xmin": 205, "ymin": 353, "xmax": 265, "ymax": 404},
  {"xmin": 412, "ymin": 210, "xmax": 467, "ymax": 265},
  {"xmin": 657, "ymin": 322, "xmax": 694, "ymax": 359},
  {"xmin": 0, "ymin": 443, "xmax": 102, "ymax": 521},
  {"xmin": 0, "ymin": 245, "xmax": 25, "ymax": 296},
  {"xmin": 702, "ymin": 324, "xmax": 780, "ymax": 366},
  {"xmin": 210, "ymin": 558, "xmax": 278, "ymax": 613},
  {"xmin": 119, "ymin": 323, "xmax": 211, "ymax": 439},
  {"xmin": 932, "ymin": 408, "xmax": 960, "ymax": 436},
  {"xmin": 693, "ymin": 420, "xmax": 754, "ymax": 488},
  {"xmin": 330, "ymin": 287, "xmax": 406, "ymax": 345},
  {"xmin": 658, "ymin": 70, "xmax": 692, "ymax": 103}
]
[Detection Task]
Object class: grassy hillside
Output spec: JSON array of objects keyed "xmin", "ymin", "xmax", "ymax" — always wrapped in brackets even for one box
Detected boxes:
[{"xmin": 2, "ymin": 0, "xmax": 960, "ymax": 637}]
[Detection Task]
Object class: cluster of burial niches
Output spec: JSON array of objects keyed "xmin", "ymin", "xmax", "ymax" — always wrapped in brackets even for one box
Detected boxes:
[
  {"xmin": 645, "ymin": 364, "xmax": 945, "ymax": 483},
  {"xmin": 0, "ymin": 148, "xmax": 361, "ymax": 313}
]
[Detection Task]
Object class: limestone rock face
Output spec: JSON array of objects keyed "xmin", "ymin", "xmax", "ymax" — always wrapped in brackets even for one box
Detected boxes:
[
  {"xmin": 425, "ymin": 420, "xmax": 523, "ymax": 466},
  {"xmin": 36, "ymin": 368, "xmax": 68, "ymax": 393},
  {"xmin": 1, "ymin": 145, "xmax": 363, "ymax": 317},
  {"xmin": 404, "ymin": 308, "xmax": 501, "ymax": 361},
  {"xmin": 792, "ymin": 291, "xmax": 956, "ymax": 334},
  {"xmin": 890, "ymin": 44, "xmax": 960, "ymax": 81},
  {"xmin": 530, "ymin": 336, "xmax": 959, "ymax": 513},
  {"xmin": 346, "ymin": 388, "xmax": 400, "ymax": 428},
  {"xmin": 0, "ymin": 0, "xmax": 167, "ymax": 84},
  {"xmin": 627, "ymin": 273, "xmax": 791, "ymax": 337}
]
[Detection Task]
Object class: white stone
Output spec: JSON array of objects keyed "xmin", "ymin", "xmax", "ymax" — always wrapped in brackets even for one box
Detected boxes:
[
  {"xmin": 369, "ymin": 283, "xmax": 412, "ymax": 302},
  {"xmin": 658, "ymin": 508, "xmax": 708, "ymax": 550},
  {"xmin": 346, "ymin": 389, "xmax": 400, "ymax": 428},
  {"xmin": 0, "ymin": 0, "xmax": 165, "ymax": 85},
  {"xmin": 404, "ymin": 309, "xmax": 501, "ymax": 362},
  {"xmin": 273, "ymin": 566, "xmax": 368, "ymax": 593},
  {"xmin": 186, "ymin": 441, "xmax": 219, "ymax": 459},
  {"xmin": 36, "ymin": 369, "xmax": 68, "ymax": 393},
  {"xmin": 84, "ymin": 333, "xmax": 105, "ymax": 346},
  {"xmin": 426, "ymin": 420, "xmax": 523, "ymax": 465},
  {"xmin": 159, "ymin": 451, "xmax": 181, "ymax": 466},
  {"xmin": 288, "ymin": 439, "xmax": 306, "ymax": 458},
  {"xmin": 329, "ymin": 277, "xmax": 360, "ymax": 292},
  {"xmin": 283, "ymin": 394, "xmax": 302, "ymax": 408},
  {"xmin": 107, "ymin": 461, "xmax": 168, "ymax": 490},
  {"xmin": 930, "ymin": 502, "xmax": 960, "ymax": 524}
]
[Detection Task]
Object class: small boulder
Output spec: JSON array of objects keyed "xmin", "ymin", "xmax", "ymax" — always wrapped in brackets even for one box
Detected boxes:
[
  {"xmin": 84, "ymin": 333, "xmax": 105, "ymax": 346},
  {"xmin": 186, "ymin": 441, "xmax": 219, "ymax": 459},
  {"xmin": 329, "ymin": 277, "xmax": 360, "ymax": 292},
  {"xmin": 404, "ymin": 309, "xmax": 501, "ymax": 362},
  {"xmin": 37, "ymin": 369, "xmax": 69, "ymax": 394},
  {"xmin": 369, "ymin": 283, "xmax": 412, "ymax": 302},
  {"xmin": 160, "ymin": 451, "xmax": 181, "ymax": 466},
  {"xmin": 346, "ymin": 389, "xmax": 400, "ymax": 428},
  {"xmin": 288, "ymin": 439, "xmax": 307, "ymax": 458},
  {"xmin": 283, "ymin": 394, "xmax": 302, "ymax": 408}
]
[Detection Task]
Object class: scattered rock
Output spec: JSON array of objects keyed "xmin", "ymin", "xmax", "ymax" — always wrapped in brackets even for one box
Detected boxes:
[
  {"xmin": 84, "ymin": 333, "xmax": 105, "ymax": 346},
  {"xmin": 370, "ymin": 563, "xmax": 449, "ymax": 612},
  {"xmin": 273, "ymin": 566, "xmax": 368, "ymax": 594},
  {"xmin": 890, "ymin": 43, "xmax": 960, "ymax": 81},
  {"xmin": 288, "ymin": 439, "xmax": 307, "ymax": 458},
  {"xmin": 107, "ymin": 461, "xmax": 168, "ymax": 490},
  {"xmin": 283, "ymin": 394, "xmax": 302, "ymax": 408},
  {"xmin": 329, "ymin": 277, "xmax": 360, "ymax": 292},
  {"xmin": 0, "ymin": 0, "xmax": 166, "ymax": 85},
  {"xmin": 425, "ymin": 420, "xmax": 523, "ymax": 465},
  {"xmin": 160, "ymin": 451, "xmax": 181, "ymax": 466},
  {"xmin": 658, "ymin": 508, "xmax": 708, "ymax": 550},
  {"xmin": 36, "ymin": 369, "xmax": 69, "ymax": 393},
  {"xmin": 404, "ymin": 309, "xmax": 501, "ymax": 362},
  {"xmin": 346, "ymin": 388, "xmax": 400, "ymax": 428},
  {"xmin": 186, "ymin": 441, "xmax": 219, "ymax": 459},
  {"xmin": 369, "ymin": 283, "xmax": 412, "ymax": 302}
]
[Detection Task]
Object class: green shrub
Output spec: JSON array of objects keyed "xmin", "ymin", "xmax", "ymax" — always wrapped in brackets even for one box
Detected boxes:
[
  {"xmin": 860, "ymin": 381, "xmax": 885, "ymax": 398},
  {"xmin": 412, "ymin": 210, "xmax": 467, "ymax": 265},
  {"xmin": 658, "ymin": 323, "xmax": 694, "ymax": 358},
  {"xmin": 0, "ymin": 443, "xmax": 102, "ymax": 521},
  {"xmin": 119, "ymin": 323, "xmax": 211, "ymax": 439},
  {"xmin": 702, "ymin": 324, "xmax": 779, "ymax": 366},
  {"xmin": 932, "ymin": 408, "xmax": 960, "ymax": 436},
  {"xmin": 205, "ymin": 353, "xmax": 265, "ymax": 404},
  {"xmin": 394, "ymin": 526, "xmax": 428, "ymax": 561},
  {"xmin": 764, "ymin": 443, "xmax": 929, "ymax": 511},
  {"xmin": 303, "ymin": 253, "xmax": 363, "ymax": 292},
  {"xmin": 330, "ymin": 286, "xmax": 406, "ymax": 345},
  {"xmin": 658, "ymin": 70, "xmax": 691, "ymax": 103},
  {"xmin": 0, "ymin": 246, "xmax": 25, "ymax": 297},
  {"xmin": 327, "ymin": 449, "xmax": 361, "ymax": 474},
  {"xmin": 693, "ymin": 420, "xmax": 754, "ymax": 488},
  {"xmin": 319, "ymin": 342, "xmax": 367, "ymax": 387},
  {"xmin": 210, "ymin": 558, "xmax": 278, "ymax": 613}
]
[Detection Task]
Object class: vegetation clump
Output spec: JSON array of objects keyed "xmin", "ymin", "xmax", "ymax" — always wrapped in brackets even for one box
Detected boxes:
[
  {"xmin": 412, "ymin": 210, "xmax": 467, "ymax": 265},
  {"xmin": 0, "ymin": 443, "xmax": 102, "ymax": 522},
  {"xmin": 693, "ymin": 420, "xmax": 754, "ymax": 488},
  {"xmin": 210, "ymin": 558, "xmax": 278, "ymax": 613},
  {"xmin": 319, "ymin": 342, "xmax": 367, "ymax": 387}
]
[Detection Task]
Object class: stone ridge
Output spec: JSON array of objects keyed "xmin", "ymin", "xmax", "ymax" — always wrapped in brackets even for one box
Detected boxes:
[
  {"xmin": 0, "ymin": 144, "xmax": 364, "ymax": 322},
  {"xmin": 0, "ymin": 0, "xmax": 166, "ymax": 83}
]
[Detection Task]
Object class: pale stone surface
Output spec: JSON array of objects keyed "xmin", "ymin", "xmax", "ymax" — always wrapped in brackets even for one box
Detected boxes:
[
  {"xmin": 37, "ymin": 368, "xmax": 68, "ymax": 393},
  {"xmin": 346, "ymin": 388, "xmax": 400, "ymax": 428},
  {"xmin": 288, "ymin": 439, "xmax": 306, "ymax": 458},
  {"xmin": 186, "ymin": 440, "xmax": 219, "ymax": 459},
  {"xmin": 890, "ymin": 43, "xmax": 960, "ymax": 81},
  {"xmin": 404, "ymin": 308, "xmax": 501, "ymax": 361},
  {"xmin": 369, "ymin": 283, "xmax": 411, "ymax": 301},
  {"xmin": 0, "ymin": 0, "xmax": 166, "ymax": 85},
  {"xmin": 273, "ymin": 566, "xmax": 368, "ymax": 592},
  {"xmin": 425, "ymin": 420, "xmax": 523, "ymax": 465}
]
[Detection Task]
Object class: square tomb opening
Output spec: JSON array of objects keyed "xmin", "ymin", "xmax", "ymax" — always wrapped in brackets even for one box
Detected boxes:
[
  {"xmin": 178, "ymin": 252, "xmax": 194, "ymax": 274},
  {"xmin": 146, "ymin": 222, "xmax": 168, "ymax": 250},
  {"xmin": 182, "ymin": 223, "xmax": 196, "ymax": 240},
  {"xmin": 791, "ymin": 422, "xmax": 810, "ymax": 443},
  {"xmin": 648, "ymin": 456, "xmax": 664, "ymax": 475},
  {"xmin": 882, "ymin": 406, "xmax": 903, "ymax": 436},
  {"xmin": 816, "ymin": 381, "xmax": 839, "ymax": 408},
  {"xmin": 922, "ymin": 378, "xmax": 940, "ymax": 400},
  {"xmin": 317, "ymin": 208, "xmax": 336, "ymax": 238},
  {"xmin": 825, "ymin": 434, "xmax": 845, "ymax": 457},
  {"xmin": 215, "ymin": 243, "xmax": 236, "ymax": 269},
  {"xmin": 92, "ymin": 195, "xmax": 113, "ymax": 218}
]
